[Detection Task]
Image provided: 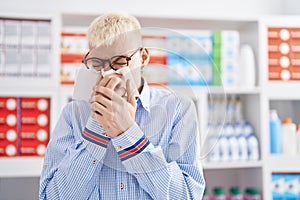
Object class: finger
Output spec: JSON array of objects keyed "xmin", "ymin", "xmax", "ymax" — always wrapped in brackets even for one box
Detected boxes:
[
  {"xmin": 126, "ymin": 79, "xmax": 137, "ymax": 108},
  {"xmin": 91, "ymin": 109, "xmax": 116, "ymax": 134},
  {"xmin": 98, "ymin": 75, "xmax": 111, "ymax": 87},
  {"xmin": 93, "ymin": 86, "xmax": 115, "ymax": 100},
  {"xmin": 91, "ymin": 102, "xmax": 112, "ymax": 118},
  {"xmin": 92, "ymin": 94, "xmax": 112, "ymax": 109},
  {"xmin": 106, "ymin": 76, "xmax": 123, "ymax": 91},
  {"xmin": 92, "ymin": 111, "xmax": 109, "ymax": 125}
]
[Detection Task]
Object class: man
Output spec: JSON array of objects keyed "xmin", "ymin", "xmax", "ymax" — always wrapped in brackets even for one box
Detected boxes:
[{"xmin": 39, "ymin": 12, "xmax": 205, "ymax": 199}]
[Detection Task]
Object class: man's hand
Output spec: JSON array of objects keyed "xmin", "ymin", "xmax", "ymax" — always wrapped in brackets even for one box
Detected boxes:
[{"xmin": 90, "ymin": 74, "xmax": 137, "ymax": 138}]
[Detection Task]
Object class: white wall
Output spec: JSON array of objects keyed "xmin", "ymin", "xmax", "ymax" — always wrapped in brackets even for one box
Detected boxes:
[
  {"xmin": 0, "ymin": 0, "xmax": 285, "ymax": 17},
  {"xmin": 282, "ymin": 0, "xmax": 300, "ymax": 14}
]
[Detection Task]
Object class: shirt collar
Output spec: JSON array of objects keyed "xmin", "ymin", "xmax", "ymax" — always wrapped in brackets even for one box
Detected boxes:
[{"xmin": 137, "ymin": 79, "xmax": 150, "ymax": 112}]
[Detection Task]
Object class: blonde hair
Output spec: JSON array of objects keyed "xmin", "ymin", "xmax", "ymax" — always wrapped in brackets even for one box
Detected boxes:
[{"xmin": 87, "ymin": 12, "xmax": 141, "ymax": 48}]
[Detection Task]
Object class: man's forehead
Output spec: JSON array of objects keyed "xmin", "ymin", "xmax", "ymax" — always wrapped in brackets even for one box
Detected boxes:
[{"xmin": 89, "ymin": 30, "xmax": 142, "ymax": 58}]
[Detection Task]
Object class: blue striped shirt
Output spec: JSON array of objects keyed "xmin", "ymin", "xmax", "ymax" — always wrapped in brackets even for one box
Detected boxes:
[{"xmin": 39, "ymin": 83, "xmax": 205, "ymax": 199}]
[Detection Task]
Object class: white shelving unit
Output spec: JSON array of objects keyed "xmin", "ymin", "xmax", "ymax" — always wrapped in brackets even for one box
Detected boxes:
[
  {"xmin": 0, "ymin": 157, "xmax": 43, "ymax": 178},
  {"xmin": 1, "ymin": 11, "xmax": 300, "ymax": 200},
  {"xmin": 202, "ymin": 160, "xmax": 263, "ymax": 170},
  {"xmin": 266, "ymin": 155, "xmax": 300, "ymax": 173},
  {"xmin": 0, "ymin": 13, "xmax": 62, "ymax": 199}
]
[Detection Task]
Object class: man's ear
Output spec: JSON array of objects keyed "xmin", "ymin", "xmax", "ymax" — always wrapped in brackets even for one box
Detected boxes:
[{"xmin": 140, "ymin": 48, "xmax": 150, "ymax": 66}]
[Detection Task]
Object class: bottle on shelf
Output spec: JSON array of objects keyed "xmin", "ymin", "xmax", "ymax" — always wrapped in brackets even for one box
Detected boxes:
[
  {"xmin": 208, "ymin": 123, "xmax": 220, "ymax": 162},
  {"xmin": 219, "ymin": 123, "xmax": 230, "ymax": 162},
  {"xmin": 228, "ymin": 187, "xmax": 243, "ymax": 200},
  {"xmin": 269, "ymin": 109, "xmax": 282, "ymax": 154},
  {"xmin": 282, "ymin": 118, "xmax": 297, "ymax": 156},
  {"xmin": 244, "ymin": 188, "xmax": 261, "ymax": 200},
  {"xmin": 232, "ymin": 95, "xmax": 244, "ymax": 124},
  {"xmin": 211, "ymin": 187, "xmax": 226, "ymax": 200},
  {"xmin": 227, "ymin": 122, "xmax": 239, "ymax": 162},
  {"xmin": 238, "ymin": 44, "xmax": 256, "ymax": 89},
  {"xmin": 244, "ymin": 122, "xmax": 259, "ymax": 161},
  {"xmin": 234, "ymin": 122, "xmax": 248, "ymax": 161},
  {"xmin": 226, "ymin": 95, "xmax": 234, "ymax": 124}
]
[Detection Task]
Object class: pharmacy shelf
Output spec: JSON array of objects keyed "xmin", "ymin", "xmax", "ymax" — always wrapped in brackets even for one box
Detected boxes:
[
  {"xmin": 202, "ymin": 160, "xmax": 263, "ymax": 170},
  {"xmin": 61, "ymin": 12, "xmax": 258, "ymax": 29},
  {"xmin": 0, "ymin": 157, "xmax": 43, "ymax": 178},
  {"xmin": 266, "ymin": 155, "xmax": 300, "ymax": 173},
  {"xmin": 209, "ymin": 87, "xmax": 261, "ymax": 94},
  {"xmin": 0, "ymin": 78, "xmax": 59, "ymax": 89},
  {"xmin": 264, "ymin": 83, "xmax": 300, "ymax": 100},
  {"xmin": 169, "ymin": 86, "xmax": 261, "ymax": 97}
]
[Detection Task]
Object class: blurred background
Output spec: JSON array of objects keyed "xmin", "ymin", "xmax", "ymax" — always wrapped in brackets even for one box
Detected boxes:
[{"xmin": 1, "ymin": 0, "xmax": 300, "ymax": 199}]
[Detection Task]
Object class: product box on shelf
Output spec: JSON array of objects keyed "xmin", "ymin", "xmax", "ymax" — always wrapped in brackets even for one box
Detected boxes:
[
  {"xmin": 142, "ymin": 35, "xmax": 168, "ymax": 86},
  {"xmin": 166, "ymin": 32, "xmax": 213, "ymax": 86},
  {"xmin": 0, "ymin": 97, "xmax": 18, "ymax": 157},
  {"xmin": 20, "ymin": 47, "xmax": 35, "ymax": 77},
  {"xmin": 268, "ymin": 27, "xmax": 300, "ymax": 81},
  {"xmin": 284, "ymin": 174, "xmax": 299, "ymax": 199},
  {"xmin": 213, "ymin": 30, "xmax": 240, "ymax": 88},
  {"xmin": 4, "ymin": 47, "xmax": 19, "ymax": 77},
  {"xmin": 272, "ymin": 174, "xmax": 300, "ymax": 199},
  {"xmin": 3, "ymin": 20, "xmax": 20, "ymax": 75},
  {"xmin": 271, "ymin": 174, "xmax": 285, "ymax": 200},
  {"xmin": 36, "ymin": 48, "xmax": 52, "ymax": 77},
  {"xmin": 4, "ymin": 19, "xmax": 20, "ymax": 46},
  {"xmin": 0, "ymin": 96, "xmax": 50, "ymax": 157},
  {"xmin": 20, "ymin": 20, "xmax": 36, "ymax": 46},
  {"xmin": 36, "ymin": 21, "xmax": 51, "ymax": 47},
  {"xmin": 60, "ymin": 31, "xmax": 87, "ymax": 85},
  {"xmin": 19, "ymin": 97, "xmax": 50, "ymax": 156},
  {"xmin": 0, "ymin": 17, "xmax": 53, "ymax": 78}
]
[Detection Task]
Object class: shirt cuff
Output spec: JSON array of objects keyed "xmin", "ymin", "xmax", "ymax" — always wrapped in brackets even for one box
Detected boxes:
[
  {"xmin": 81, "ymin": 116, "xmax": 110, "ymax": 148},
  {"xmin": 81, "ymin": 117, "xmax": 110, "ymax": 160},
  {"xmin": 111, "ymin": 122, "xmax": 150, "ymax": 161}
]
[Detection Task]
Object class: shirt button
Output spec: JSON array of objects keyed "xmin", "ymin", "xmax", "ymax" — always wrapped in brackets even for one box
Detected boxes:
[
  {"xmin": 134, "ymin": 173, "xmax": 138, "ymax": 177},
  {"xmin": 118, "ymin": 146, "xmax": 122, "ymax": 150},
  {"xmin": 120, "ymin": 183, "xmax": 124, "ymax": 190},
  {"xmin": 92, "ymin": 160, "xmax": 96, "ymax": 165}
]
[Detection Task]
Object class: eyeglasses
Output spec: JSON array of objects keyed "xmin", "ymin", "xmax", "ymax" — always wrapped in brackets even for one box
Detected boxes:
[{"xmin": 82, "ymin": 48, "xmax": 141, "ymax": 72}]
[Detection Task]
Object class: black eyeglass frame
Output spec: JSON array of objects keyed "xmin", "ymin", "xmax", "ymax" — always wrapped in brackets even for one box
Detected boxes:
[{"xmin": 82, "ymin": 48, "xmax": 142, "ymax": 71}]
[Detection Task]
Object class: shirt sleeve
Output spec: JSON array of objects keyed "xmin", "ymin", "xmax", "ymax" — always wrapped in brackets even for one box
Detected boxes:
[
  {"xmin": 39, "ymin": 102, "xmax": 109, "ymax": 200},
  {"xmin": 111, "ymin": 97, "xmax": 206, "ymax": 199}
]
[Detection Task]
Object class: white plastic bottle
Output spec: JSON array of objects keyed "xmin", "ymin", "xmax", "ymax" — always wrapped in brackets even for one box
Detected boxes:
[
  {"xmin": 244, "ymin": 121, "xmax": 259, "ymax": 161},
  {"xmin": 219, "ymin": 124, "xmax": 230, "ymax": 162},
  {"xmin": 232, "ymin": 95, "xmax": 244, "ymax": 124},
  {"xmin": 227, "ymin": 122, "xmax": 239, "ymax": 161},
  {"xmin": 239, "ymin": 44, "xmax": 256, "ymax": 89},
  {"xmin": 282, "ymin": 118, "xmax": 297, "ymax": 156},
  {"xmin": 235, "ymin": 122, "xmax": 248, "ymax": 161}
]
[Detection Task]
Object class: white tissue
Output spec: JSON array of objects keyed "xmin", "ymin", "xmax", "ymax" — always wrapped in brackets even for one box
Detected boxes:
[
  {"xmin": 102, "ymin": 67, "xmax": 139, "ymax": 98},
  {"xmin": 72, "ymin": 67, "xmax": 100, "ymax": 101},
  {"xmin": 72, "ymin": 67, "xmax": 139, "ymax": 101}
]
